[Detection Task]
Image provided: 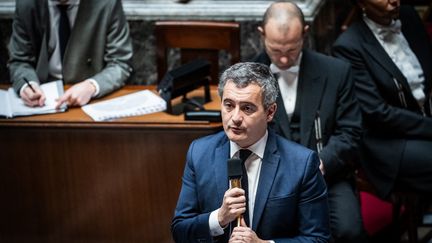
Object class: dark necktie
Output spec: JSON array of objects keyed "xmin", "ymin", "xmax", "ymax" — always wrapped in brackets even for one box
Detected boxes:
[
  {"xmin": 239, "ymin": 149, "xmax": 252, "ymax": 226},
  {"xmin": 58, "ymin": 4, "xmax": 70, "ymax": 61}
]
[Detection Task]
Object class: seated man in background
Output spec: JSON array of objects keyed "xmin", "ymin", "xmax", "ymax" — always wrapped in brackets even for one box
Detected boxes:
[
  {"xmin": 172, "ymin": 62, "xmax": 329, "ymax": 242},
  {"xmin": 253, "ymin": 2, "xmax": 367, "ymax": 243},
  {"xmin": 333, "ymin": 0, "xmax": 432, "ymax": 199},
  {"xmin": 8, "ymin": 0, "xmax": 133, "ymax": 108}
]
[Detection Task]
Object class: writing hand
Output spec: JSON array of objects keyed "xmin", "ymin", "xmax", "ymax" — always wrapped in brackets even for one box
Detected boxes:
[
  {"xmin": 56, "ymin": 80, "xmax": 96, "ymax": 109},
  {"xmin": 20, "ymin": 84, "xmax": 46, "ymax": 107},
  {"xmin": 218, "ymin": 187, "xmax": 247, "ymax": 228}
]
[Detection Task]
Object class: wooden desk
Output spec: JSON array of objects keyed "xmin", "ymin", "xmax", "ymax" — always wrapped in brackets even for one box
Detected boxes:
[{"xmin": 0, "ymin": 85, "xmax": 222, "ymax": 243}]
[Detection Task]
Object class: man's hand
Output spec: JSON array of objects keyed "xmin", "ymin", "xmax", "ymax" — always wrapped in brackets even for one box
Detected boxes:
[
  {"xmin": 20, "ymin": 84, "xmax": 46, "ymax": 107},
  {"xmin": 229, "ymin": 218, "xmax": 268, "ymax": 243},
  {"xmin": 55, "ymin": 79, "xmax": 96, "ymax": 108},
  {"xmin": 218, "ymin": 187, "xmax": 247, "ymax": 228}
]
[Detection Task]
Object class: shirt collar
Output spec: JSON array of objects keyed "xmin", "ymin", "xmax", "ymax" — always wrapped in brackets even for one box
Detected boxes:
[
  {"xmin": 230, "ymin": 130, "xmax": 268, "ymax": 160},
  {"xmin": 363, "ymin": 16, "xmax": 401, "ymax": 41}
]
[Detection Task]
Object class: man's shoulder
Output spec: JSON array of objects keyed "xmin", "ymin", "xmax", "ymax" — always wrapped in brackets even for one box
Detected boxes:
[
  {"xmin": 275, "ymin": 133, "xmax": 313, "ymax": 154},
  {"xmin": 270, "ymin": 131, "xmax": 315, "ymax": 158},
  {"xmin": 192, "ymin": 130, "xmax": 227, "ymax": 147},
  {"xmin": 272, "ymin": 132, "xmax": 319, "ymax": 169},
  {"xmin": 304, "ymin": 49, "xmax": 349, "ymax": 69},
  {"xmin": 84, "ymin": 0, "xmax": 120, "ymax": 10},
  {"xmin": 15, "ymin": 0, "xmax": 38, "ymax": 12}
]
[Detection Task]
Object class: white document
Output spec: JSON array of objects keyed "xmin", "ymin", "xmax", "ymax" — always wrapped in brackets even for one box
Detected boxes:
[
  {"xmin": 0, "ymin": 80, "xmax": 66, "ymax": 118},
  {"xmin": 82, "ymin": 90, "xmax": 167, "ymax": 121}
]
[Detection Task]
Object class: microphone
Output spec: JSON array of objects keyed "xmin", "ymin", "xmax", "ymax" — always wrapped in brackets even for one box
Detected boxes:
[{"xmin": 227, "ymin": 158, "xmax": 243, "ymax": 227}]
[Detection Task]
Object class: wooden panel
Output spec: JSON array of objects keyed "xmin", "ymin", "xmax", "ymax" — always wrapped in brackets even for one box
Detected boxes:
[
  {"xmin": 0, "ymin": 85, "xmax": 223, "ymax": 243},
  {"xmin": 155, "ymin": 21, "xmax": 240, "ymax": 84}
]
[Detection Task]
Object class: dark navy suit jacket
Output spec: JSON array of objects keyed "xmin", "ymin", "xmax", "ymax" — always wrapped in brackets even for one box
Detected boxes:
[{"xmin": 171, "ymin": 129, "xmax": 330, "ymax": 242}]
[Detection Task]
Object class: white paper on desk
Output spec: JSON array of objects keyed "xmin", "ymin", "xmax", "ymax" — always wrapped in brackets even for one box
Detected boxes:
[
  {"xmin": 0, "ymin": 80, "xmax": 66, "ymax": 118},
  {"xmin": 82, "ymin": 90, "xmax": 167, "ymax": 121}
]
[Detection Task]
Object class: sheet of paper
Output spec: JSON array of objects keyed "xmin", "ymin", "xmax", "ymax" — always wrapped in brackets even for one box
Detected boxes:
[
  {"xmin": 82, "ymin": 90, "xmax": 167, "ymax": 121},
  {"xmin": 0, "ymin": 89, "xmax": 11, "ymax": 117},
  {"xmin": 7, "ymin": 80, "xmax": 66, "ymax": 117}
]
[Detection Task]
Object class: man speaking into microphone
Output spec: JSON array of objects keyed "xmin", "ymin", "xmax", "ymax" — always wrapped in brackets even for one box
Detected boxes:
[{"xmin": 172, "ymin": 62, "xmax": 329, "ymax": 242}]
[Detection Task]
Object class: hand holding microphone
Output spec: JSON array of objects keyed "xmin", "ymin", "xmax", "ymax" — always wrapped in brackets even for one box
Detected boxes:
[{"xmin": 218, "ymin": 158, "xmax": 247, "ymax": 228}]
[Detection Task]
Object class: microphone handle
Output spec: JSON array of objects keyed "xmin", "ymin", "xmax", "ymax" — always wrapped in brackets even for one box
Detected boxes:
[{"xmin": 230, "ymin": 178, "xmax": 243, "ymax": 227}]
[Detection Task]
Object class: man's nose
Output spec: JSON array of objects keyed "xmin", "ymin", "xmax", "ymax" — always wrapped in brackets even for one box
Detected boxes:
[
  {"xmin": 232, "ymin": 107, "xmax": 243, "ymax": 122},
  {"xmin": 279, "ymin": 56, "xmax": 289, "ymax": 64}
]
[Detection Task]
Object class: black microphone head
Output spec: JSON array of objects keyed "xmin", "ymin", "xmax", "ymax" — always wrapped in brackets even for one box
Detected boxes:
[{"xmin": 227, "ymin": 158, "xmax": 242, "ymax": 179}]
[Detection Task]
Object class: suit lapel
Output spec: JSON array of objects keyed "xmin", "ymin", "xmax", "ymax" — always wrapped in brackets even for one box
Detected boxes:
[
  {"xmin": 359, "ymin": 20, "xmax": 423, "ymax": 108},
  {"xmin": 359, "ymin": 21, "xmax": 410, "ymax": 92},
  {"xmin": 299, "ymin": 50, "xmax": 326, "ymax": 147},
  {"xmin": 36, "ymin": 0, "xmax": 50, "ymax": 81},
  {"xmin": 214, "ymin": 137, "xmax": 230, "ymax": 204},
  {"xmin": 252, "ymin": 131, "xmax": 280, "ymax": 230},
  {"xmin": 362, "ymin": 43, "xmax": 407, "ymax": 86}
]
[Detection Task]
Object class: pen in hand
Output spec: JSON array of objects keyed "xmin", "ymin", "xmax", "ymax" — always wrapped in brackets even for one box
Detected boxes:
[
  {"xmin": 23, "ymin": 77, "xmax": 36, "ymax": 93},
  {"xmin": 22, "ymin": 77, "xmax": 45, "ymax": 107}
]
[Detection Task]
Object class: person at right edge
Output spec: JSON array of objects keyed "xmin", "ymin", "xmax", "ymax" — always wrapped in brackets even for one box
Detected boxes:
[
  {"xmin": 333, "ymin": 0, "xmax": 432, "ymax": 208},
  {"xmin": 253, "ymin": 2, "xmax": 368, "ymax": 243}
]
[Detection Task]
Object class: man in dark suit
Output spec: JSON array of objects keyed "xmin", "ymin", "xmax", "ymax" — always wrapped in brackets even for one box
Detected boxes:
[
  {"xmin": 172, "ymin": 62, "xmax": 329, "ymax": 242},
  {"xmin": 253, "ymin": 2, "xmax": 366, "ymax": 243},
  {"xmin": 8, "ymin": 0, "xmax": 133, "ymax": 108},
  {"xmin": 333, "ymin": 0, "xmax": 432, "ymax": 199}
]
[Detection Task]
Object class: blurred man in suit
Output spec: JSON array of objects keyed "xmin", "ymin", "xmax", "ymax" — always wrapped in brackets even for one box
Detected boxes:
[
  {"xmin": 172, "ymin": 62, "xmax": 329, "ymax": 242},
  {"xmin": 8, "ymin": 0, "xmax": 133, "ymax": 108},
  {"xmin": 254, "ymin": 2, "xmax": 367, "ymax": 243}
]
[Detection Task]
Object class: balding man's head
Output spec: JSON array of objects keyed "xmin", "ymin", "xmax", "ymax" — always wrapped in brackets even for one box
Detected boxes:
[
  {"xmin": 258, "ymin": 1, "xmax": 309, "ymax": 71},
  {"xmin": 262, "ymin": 1, "xmax": 306, "ymax": 33}
]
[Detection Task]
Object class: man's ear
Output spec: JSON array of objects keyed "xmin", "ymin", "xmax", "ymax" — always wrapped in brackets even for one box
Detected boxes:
[
  {"xmin": 303, "ymin": 24, "xmax": 310, "ymax": 35},
  {"xmin": 258, "ymin": 26, "xmax": 265, "ymax": 36},
  {"xmin": 266, "ymin": 103, "xmax": 277, "ymax": 122}
]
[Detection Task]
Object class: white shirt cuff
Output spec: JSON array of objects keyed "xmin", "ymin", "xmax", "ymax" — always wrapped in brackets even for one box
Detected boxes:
[
  {"xmin": 87, "ymin": 79, "xmax": 100, "ymax": 97},
  {"xmin": 19, "ymin": 80, "xmax": 39, "ymax": 97},
  {"xmin": 209, "ymin": 209, "xmax": 225, "ymax": 236}
]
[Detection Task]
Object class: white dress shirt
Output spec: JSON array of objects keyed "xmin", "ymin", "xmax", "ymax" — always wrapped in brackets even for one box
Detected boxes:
[
  {"xmin": 209, "ymin": 130, "xmax": 268, "ymax": 236},
  {"xmin": 270, "ymin": 52, "xmax": 303, "ymax": 120},
  {"xmin": 363, "ymin": 16, "xmax": 425, "ymax": 107}
]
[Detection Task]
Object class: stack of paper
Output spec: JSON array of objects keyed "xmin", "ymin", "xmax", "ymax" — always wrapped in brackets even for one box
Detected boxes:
[
  {"xmin": 82, "ymin": 90, "xmax": 167, "ymax": 121},
  {"xmin": 0, "ymin": 80, "xmax": 66, "ymax": 118}
]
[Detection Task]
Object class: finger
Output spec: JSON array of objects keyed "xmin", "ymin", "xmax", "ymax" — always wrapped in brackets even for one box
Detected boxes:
[
  {"xmin": 22, "ymin": 96, "xmax": 39, "ymax": 107},
  {"xmin": 240, "ymin": 217, "xmax": 248, "ymax": 227},
  {"xmin": 22, "ymin": 89, "xmax": 43, "ymax": 107},
  {"xmin": 229, "ymin": 231, "xmax": 243, "ymax": 242},
  {"xmin": 20, "ymin": 92, "xmax": 34, "ymax": 106},
  {"xmin": 38, "ymin": 92, "xmax": 46, "ymax": 106},
  {"xmin": 225, "ymin": 196, "xmax": 247, "ymax": 208},
  {"xmin": 228, "ymin": 187, "xmax": 246, "ymax": 196},
  {"xmin": 56, "ymin": 91, "xmax": 71, "ymax": 109}
]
